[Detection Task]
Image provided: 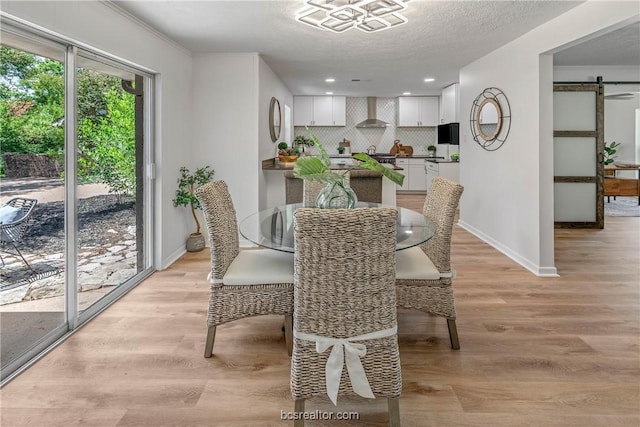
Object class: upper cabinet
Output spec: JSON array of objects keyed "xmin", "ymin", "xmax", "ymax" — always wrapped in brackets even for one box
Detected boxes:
[
  {"xmin": 397, "ymin": 96, "xmax": 439, "ymax": 127},
  {"xmin": 440, "ymin": 83, "xmax": 459, "ymax": 124},
  {"xmin": 293, "ymin": 96, "xmax": 346, "ymax": 126}
]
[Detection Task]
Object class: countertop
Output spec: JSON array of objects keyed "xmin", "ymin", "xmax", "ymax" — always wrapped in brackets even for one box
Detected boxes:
[
  {"xmin": 425, "ymin": 159, "xmax": 460, "ymax": 164},
  {"xmin": 395, "ymin": 155, "xmax": 444, "ymax": 159},
  {"xmin": 262, "ymin": 157, "xmax": 404, "ymax": 171}
]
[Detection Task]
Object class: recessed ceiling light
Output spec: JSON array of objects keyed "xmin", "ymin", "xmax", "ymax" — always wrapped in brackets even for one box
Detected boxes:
[
  {"xmin": 326, "ymin": 91, "xmax": 333, "ymax": 95},
  {"xmin": 403, "ymin": 92, "xmax": 411, "ymax": 95},
  {"xmin": 325, "ymin": 78, "xmax": 335, "ymax": 83},
  {"xmin": 424, "ymin": 78, "xmax": 435, "ymax": 82}
]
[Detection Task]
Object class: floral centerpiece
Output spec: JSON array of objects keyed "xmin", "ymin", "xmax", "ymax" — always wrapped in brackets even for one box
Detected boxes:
[{"xmin": 293, "ymin": 131, "xmax": 404, "ymax": 208}]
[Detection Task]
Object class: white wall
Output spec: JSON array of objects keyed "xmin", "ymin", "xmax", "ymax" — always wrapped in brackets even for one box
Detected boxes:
[
  {"xmin": 458, "ymin": 1, "xmax": 639, "ymax": 276},
  {"xmin": 191, "ymin": 53, "xmax": 261, "ymax": 246},
  {"xmin": 258, "ymin": 57, "xmax": 293, "ymax": 210},
  {"xmin": 1, "ymin": 0, "xmax": 194, "ymax": 269}
]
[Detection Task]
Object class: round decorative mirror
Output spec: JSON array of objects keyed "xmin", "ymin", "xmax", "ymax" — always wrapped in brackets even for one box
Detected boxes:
[
  {"xmin": 470, "ymin": 87, "xmax": 511, "ymax": 151},
  {"xmin": 269, "ymin": 97, "xmax": 281, "ymax": 142},
  {"xmin": 476, "ymin": 98, "xmax": 502, "ymax": 141}
]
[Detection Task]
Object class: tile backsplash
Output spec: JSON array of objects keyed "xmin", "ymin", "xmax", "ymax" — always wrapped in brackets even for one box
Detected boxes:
[{"xmin": 294, "ymin": 97, "xmax": 436, "ymax": 155}]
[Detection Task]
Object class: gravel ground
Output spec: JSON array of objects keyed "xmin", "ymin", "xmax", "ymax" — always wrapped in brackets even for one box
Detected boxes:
[{"xmin": 17, "ymin": 194, "xmax": 137, "ymax": 254}]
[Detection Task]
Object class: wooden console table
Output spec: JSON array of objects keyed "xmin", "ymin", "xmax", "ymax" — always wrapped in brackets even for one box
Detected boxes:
[{"xmin": 604, "ymin": 163, "xmax": 640, "ymax": 205}]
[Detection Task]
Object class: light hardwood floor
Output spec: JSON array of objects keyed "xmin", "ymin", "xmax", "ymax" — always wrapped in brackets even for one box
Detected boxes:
[{"xmin": 1, "ymin": 194, "xmax": 638, "ymax": 426}]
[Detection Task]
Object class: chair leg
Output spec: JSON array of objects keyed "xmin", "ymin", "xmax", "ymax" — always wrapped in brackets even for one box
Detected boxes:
[
  {"xmin": 447, "ymin": 319, "xmax": 460, "ymax": 350},
  {"xmin": 4, "ymin": 243, "xmax": 35, "ymax": 274},
  {"xmin": 204, "ymin": 325, "xmax": 216, "ymax": 358},
  {"xmin": 388, "ymin": 397, "xmax": 400, "ymax": 427},
  {"xmin": 294, "ymin": 398, "xmax": 305, "ymax": 427},
  {"xmin": 284, "ymin": 314, "xmax": 293, "ymax": 356}
]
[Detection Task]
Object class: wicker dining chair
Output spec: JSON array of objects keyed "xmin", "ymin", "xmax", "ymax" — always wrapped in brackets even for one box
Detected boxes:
[
  {"xmin": 195, "ymin": 181, "xmax": 294, "ymax": 357},
  {"xmin": 291, "ymin": 208, "xmax": 401, "ymax": 426},
  {"xmin": 302, "ymin": 172, "xmax": 350, "ymax": 207},
  {"xmin": 395, "ymin": 176, "xmax": 464, "ymax": 349}
]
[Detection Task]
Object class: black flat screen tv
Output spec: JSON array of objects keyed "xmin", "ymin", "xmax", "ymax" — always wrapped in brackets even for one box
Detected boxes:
[{"xmin": 437, "ymin": 122, "xmax": 459, "ymax": 145}]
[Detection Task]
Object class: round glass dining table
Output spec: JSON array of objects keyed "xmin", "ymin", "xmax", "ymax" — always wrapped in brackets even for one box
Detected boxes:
[{"xmin": 239, "ymin": 202, "xmax": 435, "ymax": 253}]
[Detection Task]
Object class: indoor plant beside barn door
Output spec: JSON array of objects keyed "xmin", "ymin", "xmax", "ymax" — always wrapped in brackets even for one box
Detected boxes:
[{"xmin": 173, "ymin": 166, "xmax": 215, "ymax": 251}]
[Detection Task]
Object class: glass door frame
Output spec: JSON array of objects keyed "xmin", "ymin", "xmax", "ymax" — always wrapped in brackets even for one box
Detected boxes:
[{"xmin": 0, "ymin": 15, "xmax": 156, "ymax": 384}]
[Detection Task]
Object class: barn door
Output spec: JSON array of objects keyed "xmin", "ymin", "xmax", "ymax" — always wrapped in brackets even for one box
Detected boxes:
[{"xmin": 553, "ymin": 83, "xmax": 604, "ymax": 228}]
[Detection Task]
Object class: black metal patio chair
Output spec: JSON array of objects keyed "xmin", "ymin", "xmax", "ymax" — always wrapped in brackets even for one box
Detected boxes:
[{"xmin": 0, "ymin": 198, "xmax": 38, "ymax": 273}]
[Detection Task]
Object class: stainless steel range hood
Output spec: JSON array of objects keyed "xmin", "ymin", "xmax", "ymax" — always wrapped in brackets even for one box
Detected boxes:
[{"xmin": 356, "ymin": 97, "xmax": 389, "ymax": 128}]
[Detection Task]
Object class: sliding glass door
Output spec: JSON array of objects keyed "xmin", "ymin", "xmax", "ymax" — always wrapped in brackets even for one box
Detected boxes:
[
  {"xmin": 74, "ymin": 53, "xmax": 145, "ymax": 315},
  {"xmin": 0, "ymin": 31, "xmax": 68, "ymax": 380},
  {"xmin": 0, "ymin": 20, "xmax": 154, "ymax": 383}
]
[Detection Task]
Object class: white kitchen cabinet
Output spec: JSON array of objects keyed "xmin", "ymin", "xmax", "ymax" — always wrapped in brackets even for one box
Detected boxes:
[
  {"xmin": 397, "ymin": 97, "xmax": 439, "ymax": 127},
  {"xmin": 331, "ymin": 96, "xmax": 346, "ymax": 126},
  {"xmin": 425, "ymin": 161, "xmax": 460, "ymax": 191},
  {"xmin": 293, "ymin": 96, "xmax": 314, "ymax": 126},
  {"xmin": 425, "ymin": 162, "xmax": 438, "ymax": 190},
  {"xmin": 293, "ymin": 96, "xmax": 346, "ymax": 126},
  {"xmin": 440, "ymin": 83, "xmax": 458, "ymax": 124},
  {"xmin": 396, "ymin": 158, "xmax": 428, "ymax": 192}
]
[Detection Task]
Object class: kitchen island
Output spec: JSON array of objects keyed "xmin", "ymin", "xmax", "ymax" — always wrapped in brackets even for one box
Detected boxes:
[{"xmin": 262, "ymin": 157, "xmax": 401, "ymax": 206}]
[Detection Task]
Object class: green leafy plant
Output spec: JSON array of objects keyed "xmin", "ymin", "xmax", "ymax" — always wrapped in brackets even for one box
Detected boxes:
[
  {"xmin": 604, "ymin": 141, "xmax": 621, "ymax": 165},
  {"xmin": 450, "ymin": 152, "xmax": 459, "ymax": 161},
  {"xmin": 78, "ymin": 88, "xmax": 135, "ymax": 200},
  {"xmin": 427, "ymin": 144, "xmax": 437, "ymax": 152},
  {"xmin": 337, "ymin": 146, "xmax": 345, "ymax": 154},
  {"xmin": 277, "ymin": 141, "xmax": 288, "ymax": 150},
  {"xmin": 173, "ymin": 166, "xmax": 215, "ymax": 235},
  {"xmin": 293, "ymin": 131, "xmax": 404, "ymax": 187},
  {"xmin": 293, "ymin": 135, "xmax": 314, "ymax": 148}
]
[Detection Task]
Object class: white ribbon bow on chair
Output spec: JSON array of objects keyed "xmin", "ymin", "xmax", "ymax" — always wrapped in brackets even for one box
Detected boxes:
[{"xmin": 294, "ymin": 325, "xmax": 398, "ymax": 406}]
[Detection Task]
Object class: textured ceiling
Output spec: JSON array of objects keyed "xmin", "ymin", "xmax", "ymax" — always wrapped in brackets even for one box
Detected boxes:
[
  {"xmin": 554, "ymin": 22, "xmax": 640, "ymax": 66},
  {"xmin": 111, "ymin": 1, "xmax": 636, "ymax": 96}
]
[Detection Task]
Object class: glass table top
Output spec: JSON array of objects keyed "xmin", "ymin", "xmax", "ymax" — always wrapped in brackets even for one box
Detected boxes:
[{"xmin": 239, "ymin": 202, "xmax": 435, "ymax": 253}]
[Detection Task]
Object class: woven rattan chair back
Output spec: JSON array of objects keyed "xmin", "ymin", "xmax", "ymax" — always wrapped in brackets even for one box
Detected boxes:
[
  {"xmin": 291, "ymin": 207, "xmax": 401, "ymax": 426},
  {"xmin": 195, "ymin": 181, "xmax": 239, "ymax": 280},
  {"xmin": 420, "ymin": 176, "xmax": 464, "ymax": 273}
]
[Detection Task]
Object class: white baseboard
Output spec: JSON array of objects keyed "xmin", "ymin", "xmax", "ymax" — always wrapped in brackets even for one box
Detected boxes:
[
  {"xmin": 161, "ymin": 246, "xmax": 186, "ymax": 270},
  {"xmin": 457, "ymin": 220, "xmax": 559, "ymax": 277}
]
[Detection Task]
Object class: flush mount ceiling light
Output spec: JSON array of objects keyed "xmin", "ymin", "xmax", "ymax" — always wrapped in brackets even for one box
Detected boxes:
[{"xmin": 295, "ymin": 0, "xmax": 410, "ymax": 33}]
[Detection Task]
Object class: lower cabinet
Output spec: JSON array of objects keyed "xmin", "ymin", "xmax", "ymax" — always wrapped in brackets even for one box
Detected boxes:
[
  {"xmin": 425, "ymin": 161, "xmax": 460, "ymax": 191},
  {"xmin": 397, "ymin": 158, "xmax": 428, "ymax": 192}
]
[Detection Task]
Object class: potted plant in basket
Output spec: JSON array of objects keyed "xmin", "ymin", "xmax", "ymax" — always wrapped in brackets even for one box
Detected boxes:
[
  {"xmin": 173, "ymin": 166, "xmax": 215, "ymax": 252},
  {"xmin": 293, "ymin": 130, "xmax": 404, "ymax": 208},
  {"xmin": 277, "ymin": 142, "xmax": 299, "ymax": 163}
]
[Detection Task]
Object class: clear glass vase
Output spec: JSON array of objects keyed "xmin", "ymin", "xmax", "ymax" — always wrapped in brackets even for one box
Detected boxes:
[{"xmin": 315, "ymin": 180, "xmax": 358, "ymax": 209}]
